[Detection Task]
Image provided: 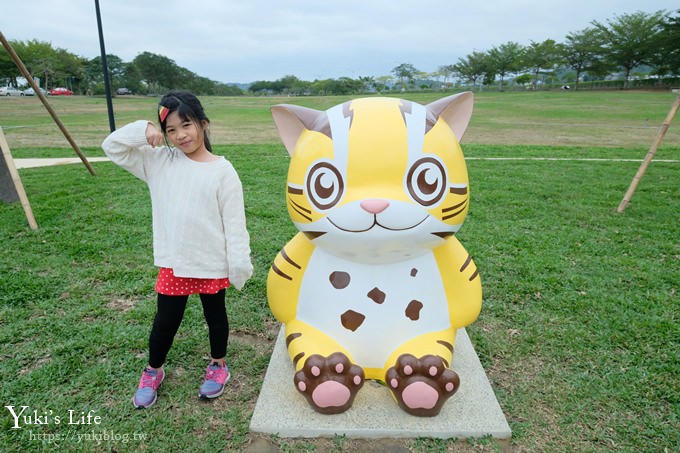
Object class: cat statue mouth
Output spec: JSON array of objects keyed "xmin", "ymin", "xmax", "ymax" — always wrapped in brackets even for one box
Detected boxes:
[
  {"xmin": 318, "ymin": 198, "xmax": 438, "ymax": 236},
  {"xmin": 298, "ymin": 201, "xmax": 457, "ymax": 264},
  {"xmin": 327, "ymin": 213, "xmax": 429, "ymax": 233}
]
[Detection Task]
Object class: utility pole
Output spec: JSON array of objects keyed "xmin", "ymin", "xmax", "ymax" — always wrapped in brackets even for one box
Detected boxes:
[{"xmin": 94, "ymin": 0, "xmax": 116, "ymax": 132}]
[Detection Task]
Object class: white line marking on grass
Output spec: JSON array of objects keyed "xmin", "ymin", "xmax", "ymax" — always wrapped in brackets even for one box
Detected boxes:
[
  {"xmin": 465, "ymin": 157, "xmax": 679, "ymax": 163},
  {"xmin": 472, "ymin": 120, "xmax": 661, "ymax": 130}
]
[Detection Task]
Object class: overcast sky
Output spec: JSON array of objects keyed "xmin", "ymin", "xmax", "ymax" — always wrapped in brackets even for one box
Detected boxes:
[{"xmin": 4, "ymin": 1, "xmax": 677, "ymax": 83}]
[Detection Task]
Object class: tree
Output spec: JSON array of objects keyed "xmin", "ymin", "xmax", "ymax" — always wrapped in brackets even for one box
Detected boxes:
[
  {"xmin": 413, "ymin": 70, "xmax": 430, "ymax": 89},
  {"xmin": 248, "ymin": 80, "xmax": 274, "ymax": 94},
  {"xmin": 591, "ymin": 10, "xmax": 666, "ymax": 88},
  {"xmin": 0, "ymin": 54, "xmax": 12, "ymax": 83},
  {"xmin": 524, "ymin": 39, "xmax": 563, "ymax": 89},
  {"xmin": 357, "ymin": 76, "xmax": 375, "ymax": 92},
  {"xmin": 84, "ymin": 54, "xmax": 127, "ymax": 93},
  {"xmin": 437, "ymin": 64, "xmax": 457, "ymax": 89},
  {"xmin": 133, "ymin": 51, "xmax": 185, "ymax": 93},
  {"xmin": 52, "ymin": 49, "xmax": 85, "ymax": 92},
  {"xmin": 391, "ymin": 63, "xmax": 418, "ymax": 90},
  {"xmin": 487, "ymin": 42, "xmax": 525, "ymax": 90},
  {"xmin": 1, "ymin": 39, "xmax": 63, "ymax": 90},
  {"xmin": 374, "ymin": 75, "xmax": 393, "ymax": 92},
  {"xmin": 514, "ymin": 73, "xmax": 532, "ymax": 85},
  {"xmin": 121, "ymin": 62, "xmax": 144, "ymax": 94},
  {"xmin": 453, "ymin": 51, "xmax": 490, "ymax": 91},
  {"xmin": 561, "ymin": 27, "xmax": 609, "ymax": 90},
  {"xmin": 277, "ymin": 74, "xmax": 310, "ymax": 95},
  {"xmin": 653, "ymin": 9, "xmax": 680, "ymax": 75}
]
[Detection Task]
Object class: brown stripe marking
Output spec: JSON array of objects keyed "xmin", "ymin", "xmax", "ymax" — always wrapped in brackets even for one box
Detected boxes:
[
  {"xmin": 288, "ymin": 198, "xmax": 312, "ymax": 221},
  {"xmin": 287, "ymin": 186, "xmax": 304, "ymax": 195},
  {"xmin": 271, "ymin": 262, "xmax": 292, "ymax": 281},
  {"xmin": 436, "ymin": 355, "xmax": 450, "ymax": 368},
  {"xmin": 437, "ymin": 340, "xmax": 454, "ymax": 352},
  {"xmin": 450, "ymin": 186, "xmax": 468, "ymax": 195},
  {"xmin": 460, "ymin": 254, "xmax": 473, "ymax": 272},
  {"xmin": 281, "ymin": 248, "xmax": 301, "ymax": 269},
  {"xmin": 289, "ymin": 198, "xmax": 312, "ymax": 214},
  {"xmin": 442, "ymin": 200, "xmax": 467, "ymax": 213},
  {"xmin": 293, "ymin": 352, "xmax": 305, "ymax": 367},
  {"xmin": 468, "ymin": 269, "xmax": 479, "ymax": 281},
  {"xmin": 442, "ymin": 203, "xmax": 467, "ymax": 221},
  {"xmin": 286, "ymin": 332, "xmax": 302, "ymax": 347}
]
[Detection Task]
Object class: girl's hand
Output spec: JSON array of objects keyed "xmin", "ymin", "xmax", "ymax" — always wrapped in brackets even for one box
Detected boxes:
[{"xmin": 145, "ymin": 123, "xmax": 164, "ymax": 147}]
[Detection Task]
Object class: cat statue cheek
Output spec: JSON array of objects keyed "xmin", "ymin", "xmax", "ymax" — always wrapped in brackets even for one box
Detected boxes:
[{"xmin": 267, "ymin": 93, "xmax": 482, "ymax": 417}]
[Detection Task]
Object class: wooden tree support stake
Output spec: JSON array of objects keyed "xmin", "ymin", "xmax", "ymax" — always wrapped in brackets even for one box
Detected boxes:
[
  {"xmin": 0, "ymin": 30, "xmax": 96, "ymax": 176},
  {"xmin": 617, "ymin": 93, "xmax": 680, "ymax": 213},
  {"xmin": 0, "ymin": 128, "xmax": 38, "ymax": 230}
]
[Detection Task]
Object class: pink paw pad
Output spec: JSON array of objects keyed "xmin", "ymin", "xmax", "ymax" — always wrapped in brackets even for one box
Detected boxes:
[
  {"xmin": 385, "ymin": 354, "xmax": 460, "ymax": 417},
  {"xmin": 294, "ymin": 352, "xmax": 365, "ymax": 415}
]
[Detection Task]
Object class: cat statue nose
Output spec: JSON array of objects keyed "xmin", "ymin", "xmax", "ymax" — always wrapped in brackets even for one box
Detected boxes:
[{"xmin": 360, "ymin": 199, "xmax": 390, "ymax": 214}]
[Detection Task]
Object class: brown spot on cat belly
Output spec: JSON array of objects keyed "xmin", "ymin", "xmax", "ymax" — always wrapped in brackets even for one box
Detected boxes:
[
  {"xmin": 405, "ymin": 300, "xmax": 424, "ymax": 320},
  {"xmin": 367, "ymin": 287, "xmax": 386, "ymax": 304},
  {"xmin": 340, "ymin": 310, "xmax": 366, "ymax": 331},
  {"xmin": 329, "ymin": 271, "xmax": 351, "ymax": 289},
  {"xmin": 410, "ymin": 268, "xmax": 418, "ymax": 277}
]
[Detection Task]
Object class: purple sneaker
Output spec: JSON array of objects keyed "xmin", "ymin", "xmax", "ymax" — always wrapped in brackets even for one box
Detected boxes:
[
  {"xmin": 133, "ymin": 367, "xmax": 164, "ymax": 409},
  {"xmin": 199, "ymin": 362, "xmax": 230, "ymax": 399}
]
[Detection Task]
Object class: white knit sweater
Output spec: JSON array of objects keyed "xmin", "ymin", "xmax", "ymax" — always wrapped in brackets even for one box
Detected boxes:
[{"xmin": 102, "ymin": 120, "xmax": 253, "ymax": 290}]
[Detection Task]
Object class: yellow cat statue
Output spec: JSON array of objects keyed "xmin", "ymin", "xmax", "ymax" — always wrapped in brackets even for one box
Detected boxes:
[{"xmin": 267, "ymin": 92, "xmax": 482, "ymax": 417}]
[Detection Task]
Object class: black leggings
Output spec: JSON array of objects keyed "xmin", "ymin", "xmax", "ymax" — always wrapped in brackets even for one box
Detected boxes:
[{"xmin": 148, "ymin": 289, "xmax": 229, "ymax": 368}]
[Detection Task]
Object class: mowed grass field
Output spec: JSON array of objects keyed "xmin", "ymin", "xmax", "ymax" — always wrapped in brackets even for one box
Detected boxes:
[
  {"xmin": 1, "ymin": 90, "xmax": 680, "ymax": 149},
  {"xmin": 0, "ymin": 90, "xmax": 678, "ymax": 452}
]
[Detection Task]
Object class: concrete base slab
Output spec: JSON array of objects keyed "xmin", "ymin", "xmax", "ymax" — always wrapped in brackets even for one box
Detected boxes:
[{"xmin": 250, "ymin": 326, "xmax": 511, "ymax": 439}]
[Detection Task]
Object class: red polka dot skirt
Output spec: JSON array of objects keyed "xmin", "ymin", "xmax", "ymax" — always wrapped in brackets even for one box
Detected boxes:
[{"xmin": 155, "ymin": 267, "xmax": 230, "ymax": 296}]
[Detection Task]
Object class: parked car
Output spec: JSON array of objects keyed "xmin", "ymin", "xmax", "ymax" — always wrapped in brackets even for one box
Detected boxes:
[
  {"xmin": 49, "ymin": 87, "xmax": 73, "ymax": 96},
  {"xmin": 116, "ymin": 87, "xmax": 132, "ymax": 95},
  {"xmin": 0, "ymin": 86, "xmax": 23, "ymax": 96},
  {"xmin": 22, "ymin": 87, "xmax": 48, "ymax": 96}
]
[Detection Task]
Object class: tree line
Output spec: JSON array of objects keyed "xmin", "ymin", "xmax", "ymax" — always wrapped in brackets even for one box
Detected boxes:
[
  {"xmin": 1, "ymin": 9, "xmax": 678, "ymax": 96},
  {"xmin": 0, "ymin": 45, "xmax": 242, "ymax": 96},
  {"xmin": 253, "ymin": 10, "xmax": 679, "ymax": 95}
]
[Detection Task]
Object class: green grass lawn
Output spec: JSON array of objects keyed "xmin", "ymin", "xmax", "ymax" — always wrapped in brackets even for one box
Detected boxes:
[
  {"xmin": 2, "ymin": 90, "xmax": 679, "ymax": 149},
  {"xmin": 1, "ymin": 91, "xmax": 679, "ymax": 451}
]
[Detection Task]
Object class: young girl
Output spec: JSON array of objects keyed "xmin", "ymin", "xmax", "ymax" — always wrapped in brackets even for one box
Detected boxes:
[{"xmin": 102, "ymin": 90, "xmax": 253, "ymax": 408}]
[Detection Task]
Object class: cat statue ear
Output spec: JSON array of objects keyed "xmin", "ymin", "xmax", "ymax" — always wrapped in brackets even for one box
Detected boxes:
[
  {"xmin": 426, "ymin": 91, "xmax": 474, "ymax": 142},
  {"xmin": 271, "ymin": 104, "xmax": 330, "ymax": 156},
  {"xmin": 272, "ymin": 92, "xmax": 473, "ymax": 155}
]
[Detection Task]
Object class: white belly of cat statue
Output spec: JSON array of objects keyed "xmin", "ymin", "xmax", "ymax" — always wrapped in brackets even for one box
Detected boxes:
[{"xmin": 267, "ymin": 93, "xmax": 482, "ymax": 417}]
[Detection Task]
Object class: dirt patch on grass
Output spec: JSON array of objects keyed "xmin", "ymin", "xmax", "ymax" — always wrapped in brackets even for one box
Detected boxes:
[
  {"xmin": 19, "ymin": 355, "xmax": 52, "ymax": 376},
  {"xmin": 106, "ymin": 297, "xmax": 138, "ymax": 312}
]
